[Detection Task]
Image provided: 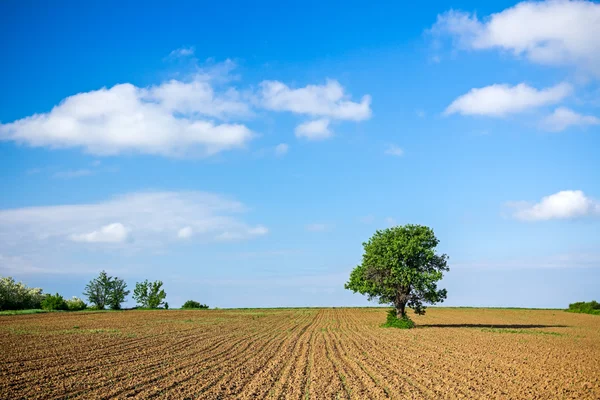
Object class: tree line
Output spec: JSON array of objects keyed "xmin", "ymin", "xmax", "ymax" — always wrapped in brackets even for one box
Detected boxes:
[{"xmin": 1, "ymin": 271, "xmax": 209, "ymax": 311}]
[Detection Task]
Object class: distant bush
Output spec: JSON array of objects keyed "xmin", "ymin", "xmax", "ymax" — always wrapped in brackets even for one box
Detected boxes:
[
  {"xmin": 182, "ymin": 300, "xmax": 209, "ymax": 309},
  {"xmin": 381, "ymin": 309, "xmax": 415, "ymax": 329},
  {"xmin": 0, "ymin": 276, "xmax": 45, "ymax": 310},
  {"xmin": 65, "ymin": 297, "xmax": 87, "ymax": 311},
  {"xmin": 41, "ymin": 293, "xmax": 68, "ymax": 311},
  {"xmin": 567, "ymin": 301, "xmax": 600, "ymax": 315},
  {"xmin": 164, "ymin": 302, "xmax": 169, "ymax": 310}
]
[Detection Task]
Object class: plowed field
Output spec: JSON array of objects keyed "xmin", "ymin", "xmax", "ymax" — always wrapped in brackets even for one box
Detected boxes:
[{"xmin": 1, "ymin": 308, "xmax": 599, "ymax": 399}]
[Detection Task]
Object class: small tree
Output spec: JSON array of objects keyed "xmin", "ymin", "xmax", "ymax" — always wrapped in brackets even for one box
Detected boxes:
[
  {"xmin": 41, "ymin": 293, "xmax": 68, "ymax": 311},
  {"xmin": 133, "ymin": 280, "xmax": 166, "ymax": 309},
  {"xmin": 345, "ymin": 224, "xmax": 449, "ymax": 326},
  {"xmin": 83, "ymin": 271, "xmax": 129, "ymax": 310},
  {"xmin": 108, "ymin": 277, "xmax": 129, "ymax": 310}
]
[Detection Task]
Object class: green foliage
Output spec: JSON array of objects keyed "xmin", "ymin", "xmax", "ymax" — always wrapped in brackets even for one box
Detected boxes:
[
  {"xmin": 0, "ymin": 276, "xmax": 45, "ymax": 310},
  {"xmin": 83, "ymin": 271, "xmax": 129, "ymax": 310},
  {"xmin": 182, "ymin": 300, "xmax": 209, "ymax": 309},
  {"xmin": 65, "ymin": 296, "xmax": 87, "ymax": 311},
  {"xmin": 345, "ymin": 224, "xmax": 449, "ymax": 322},
  {"xmin": 381, "ymin": 309, "xmax": 415, "ymax": 329},
  {"xmin": 0, "ymin": 309, "xmax": 47, "ymax": 316},
  {"xmin": 133, "ymin": 280, "xmax": 167, "ymax": 309},
  {"xmin": 41, "ymin": 293, "xmax": 68, "ymax": 311},
  {"xmin": 567, "ymin": 301, "xmax": 600, "ymax": 315},
  {"xmin": 108, "ymin": 277, "xmax": 129, "ymax": 310},
  {"xmin": 164, "ymin": 302, "xmax": 169, "ymax": 310}
]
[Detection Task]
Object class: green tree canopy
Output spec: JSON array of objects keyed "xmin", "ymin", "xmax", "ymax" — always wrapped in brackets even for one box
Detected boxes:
[
  {"xmin": 133, "ymin": 280, "xmax": 166, "ymax": 309},
  {"xmin": 83, "ymin": 271, "xmax": 129, "ymax": 310},
  {"xmin": 345, "ymin": 224, "xmax": 449, "ymax": 320},
  {"xmin": 108, "ymin": 277, "xmax": 129, "ymax": 310},
  {"xmin": 0, "ymin": 276, "xmax": 45, "ymax": 310}
]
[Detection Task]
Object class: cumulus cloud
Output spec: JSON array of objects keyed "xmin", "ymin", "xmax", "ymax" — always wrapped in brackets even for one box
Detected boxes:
[
  {"xmin": 454, "ymin": 252, "xmax": 600, "ymax": 269},
  {"xmin": 259, "ymin": 80, "xmax": 372, "ymax": 121},
  {"xmin": 445, "ymin": 82, "xmax": 571, "ymax": 117},
  {"xmin": 305, "ymin": 223, "xmax": 329, "ymax": 232},
  {"xmin": 274, "ymin": 143, "xmax": 289, "ymax": 157},
  {"xmin": 507, "ymin": 190, "xmax": 600, "ymax": 221},
  {"xmin": 359, "ymin": 215, "xmax": 375, "ymax": 224},
  {"xmin": 0, "ymin": 62, "xmax": 373, "ymax": 155},
  {"xmin": 216, "ymin": 225, "xmax": 268, "ymax": 241},
  {"xmin": 384, "ymin": 144, "xmax": 404, "ymax": 156},
  {"xmin": 53, "ymin": 169, "xmax": 93, "ymax": 179},
  {"xmin": 541, "ymin": 107, "xmax": 600, "ymax": 132},
  {"xmin": 431, "ymin": 0, "xmax": 600, "ymax": 76},
  {"xmin": 248, "ymin": 225, "xmax": 269, "ymax": 235},
  {"xmin": 71, "ymin": 223, "xmax": 130, "ymax": 243},
  {"xmin": 168, "ymin": 46, "xmax": 195, "ymax": 58},
  {"xmin": 0, "ymin": 191, "xmax": 268, "ymax": 249},
  {"xmin": 295, "ymin": 119, "xmax": 332, "ymax": 140},
  {"xmin": 0, "ymin": 78, "xmax": 253, "ymax": 157},
  {"xmin": 177, "ymin": 226, "xmax": 193, "ymax": 239}
]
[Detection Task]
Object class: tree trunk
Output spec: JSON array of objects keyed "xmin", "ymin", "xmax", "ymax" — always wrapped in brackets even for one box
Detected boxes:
[
  {"xmin": 395, "ymin": 287, "xmax": 409, "ymax": 318},
  {"xmin": 396, "ymin": 302, "xmax": 407, "ymax": 319}
]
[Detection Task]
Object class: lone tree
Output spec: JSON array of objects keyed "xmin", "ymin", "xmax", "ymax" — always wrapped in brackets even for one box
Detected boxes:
[
  {"xmin": 345, "ymin": 224, "xmax": 449, "ymax": 323},
  {"xmin": 133, "ymin": 280, "xmax": 166, "ymax": 309},
  {"xmin": 83, "ymin": 271, "xmax": 130, "ymax": 310}
]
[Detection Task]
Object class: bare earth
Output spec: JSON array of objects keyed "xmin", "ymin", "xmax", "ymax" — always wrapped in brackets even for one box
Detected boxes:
[{"xmin": 1, "ymin": 308, "xmax": 599, "ymax": 399}]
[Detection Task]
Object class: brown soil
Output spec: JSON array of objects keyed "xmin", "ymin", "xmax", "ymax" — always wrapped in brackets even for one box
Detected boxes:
[{"xmin": 1, "ymin": 308, "xmax": 598, "ymax": 399}]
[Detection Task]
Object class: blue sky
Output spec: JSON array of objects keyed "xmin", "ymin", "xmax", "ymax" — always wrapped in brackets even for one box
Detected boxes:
[{"xmin": 1, "ymin": 0, "xmax": 599, "ymax": 308}]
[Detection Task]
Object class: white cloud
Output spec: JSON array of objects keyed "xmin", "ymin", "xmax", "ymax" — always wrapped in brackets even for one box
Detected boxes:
[
  {"xmin": 454, "ymin": 252, "xmax": 600, "ymax": 270},
  {"xmin": 541, "ymin": 107, "xmax": 600, "ymax": 132},
  {"xmin": 0, "ymin": 73, "xmax": 253, "ymax": 158},
  {"xmin": 385, "ymin": 217, "xmax": 397, "ymax": 226},
  {"xmin": 384, "ymin": 144, "xmax": 404, "ymax": 156},
  {"xmin": 53, "ymin": 169, "xmax": 93, "ymax": 179},
  {"xmin": 295, "ymin": 119, "xmax": 332, "ymax": 140},
  {"xmin": 359, "ymin": 215, "xmax": 375, "ymax": 224},
  {"xmin": 431, "ymin": 0, "xmax": 600, "ymax": 76},
  {"xmin": 274, "ymin": 143, "xmax": 289, "ymax": 157},
  {"xmin": 305, "ymin": 223, "xmax": 329, "ymax": 232},
  {"xmin": 147, "ymin": 76, "xmax": 251, "ymax": 118},
  {"xmin": 177, "ymin": 226, "xmax": 193, "ymax": 239},
  {"xmin": 248, "ymin": 225, "xmax": 269, "ymax": 235},
  {"xmin": 259, "ymin": 79, "xmax": 372, "ymax": 121},
  {"xmin": 507, "ymin": 190, "xmax": 600, "ymax": 221},
  {"xmin": 1, "ymin": 63, "xmax": 374, "ymax": 155},
  {"xmin": 0, "ymin": 191, "xmax": 268, "ymax": 249},
  {"xmin": 216, "ymin": 225, "xmax": 268, "ymax": 241},
  {"xmin": 70, "ymin": 222, "xmax": 130, "ymax": 243},
  {"xmin": 168, "ymin": 46, "xmax": 195, "ymax": 58},
  {"xmin": 445, "ymin": 82, "xmax": 571, "ymax": 117}
]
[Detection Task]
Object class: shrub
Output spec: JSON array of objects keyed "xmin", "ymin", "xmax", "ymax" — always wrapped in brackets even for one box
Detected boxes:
[
  {"xmin": 567, "ymin": 301, "xmax": 600, "ymax": 315},
  {"xmin": 182, "ymin": 300, "xmax": 209, "ymax": 309},
  {"xmin": 164, "ymin": 302, "xmax": 169, "ymax": 310},
  {"xmin": 0, "ymin": 276, "xmax": 45, "ymax": 310},
  {"xmin": 41, "ymin": 293, "xmax": 68, "ymax": 311},
  {"xmin": 65, "ymin": 297, "xmax": 87, "ymax": 311},
  {"xmin": 381, "ymin": 309, "xmax": 415, "ymax": 329}
]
